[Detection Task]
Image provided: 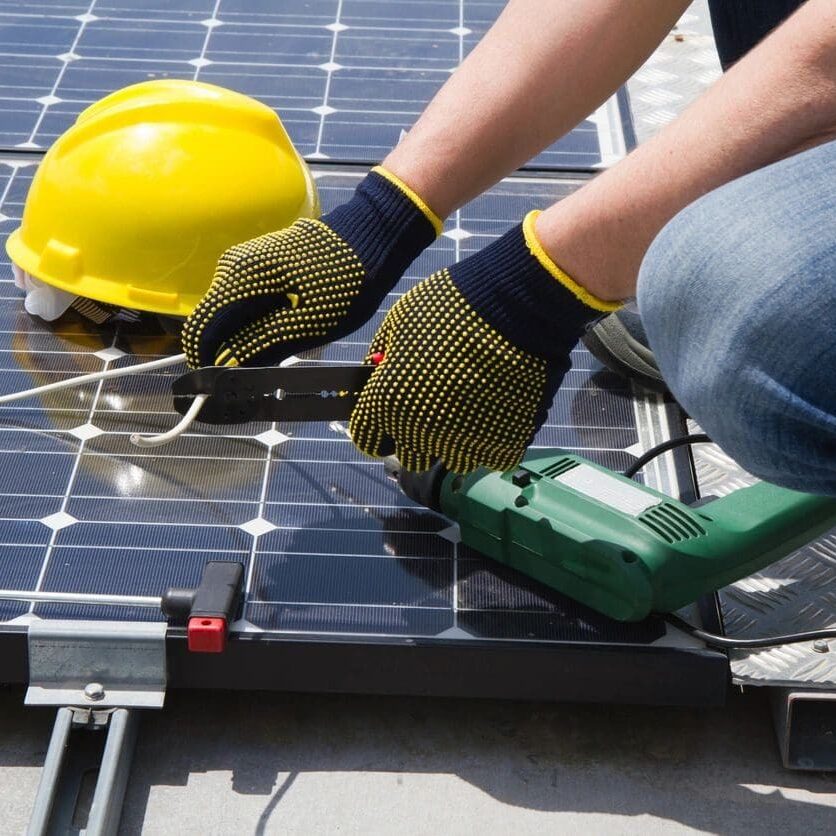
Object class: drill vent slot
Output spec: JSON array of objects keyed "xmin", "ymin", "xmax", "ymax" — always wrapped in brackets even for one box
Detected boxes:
[
  {"xmin": 540, "ymin": 458, "xmax": 579, "ymax": 479},
  {"xmin": 639, "ymin": 503, "xmax": 707, "ymax": 543}
]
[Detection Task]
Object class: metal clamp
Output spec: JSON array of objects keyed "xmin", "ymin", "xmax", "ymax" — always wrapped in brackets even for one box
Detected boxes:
[{"xmin": 26, "ymin": 620, "xmax": 167, "ymax": 709}]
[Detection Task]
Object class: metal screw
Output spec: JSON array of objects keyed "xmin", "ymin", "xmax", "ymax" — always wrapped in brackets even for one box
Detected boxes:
[
  {"xmin": 812, "ymin": 640, "xmax": 829, "ymax": 654},
  {"xmin": 83, "ymin": 682, "xmax": 105, "ymax": 701}
]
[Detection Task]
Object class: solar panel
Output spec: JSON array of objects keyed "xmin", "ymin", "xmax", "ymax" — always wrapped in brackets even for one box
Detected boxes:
[
  {"xmin": 0, "ymin": 0, "xmax": 632, "ymax": 167},
  {"xmin": 0, "ymin": 164, "xmax": 674, "ymax": 650},
  {"xmin": 0, "ymin": 4, "xmax": 723, "ymax": 704}
]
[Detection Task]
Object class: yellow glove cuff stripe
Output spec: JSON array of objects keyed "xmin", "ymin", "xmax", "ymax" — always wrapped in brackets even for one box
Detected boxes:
[
  {"xmin": 523, "ymin": 210, "xmax": 622, "ymax": 313},
  {"xmin": 372, "ymin": 165, "xmax": 444, "ymax": 237}
]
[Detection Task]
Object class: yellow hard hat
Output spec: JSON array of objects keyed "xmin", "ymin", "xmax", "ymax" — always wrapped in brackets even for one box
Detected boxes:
[{"xmin": 6, "ymin": 79, "xmax": 319, "ymax": 319}]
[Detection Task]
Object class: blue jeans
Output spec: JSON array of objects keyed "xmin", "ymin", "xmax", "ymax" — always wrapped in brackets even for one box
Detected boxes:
[{"xmin": 637, "ymin": 140, "xmax": 836, "ymax": 496}]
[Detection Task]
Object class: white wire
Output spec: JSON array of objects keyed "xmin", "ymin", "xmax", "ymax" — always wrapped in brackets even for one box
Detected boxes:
[
  {"xmin": 0, "ymin": 350, "xmax": 207, "ymax": 449},
  {"xmin": 130, "ymin": 394, "xmax": 208, "ymax": 448},
  {"xmin": 0, "ymin": 352, "xmax": 187, "ymax": 404}
]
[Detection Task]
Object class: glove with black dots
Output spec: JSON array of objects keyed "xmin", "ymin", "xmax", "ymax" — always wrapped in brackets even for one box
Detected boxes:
[
  {"xmin": 182, "ymin": 166, "xmax": 442, "ymax": 369},
  {"xmin": 349, "ymin": 211, "xmax": 622, "ymax": 474}
]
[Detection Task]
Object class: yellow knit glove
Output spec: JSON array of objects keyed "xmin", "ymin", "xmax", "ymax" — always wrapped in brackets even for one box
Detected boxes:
[
  {"xmin": 349, "ymin": 213, "xmax": 620, "ymax": 474},
  {"xmin": 181, "ymin": 167, "xmax": 441, "ymax": 369}
]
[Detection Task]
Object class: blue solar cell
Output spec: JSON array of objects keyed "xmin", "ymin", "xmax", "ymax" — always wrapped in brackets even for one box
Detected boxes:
[
  {"xmin": 246, "ymin": 600, "xmax": 452, "ymax": 635},
  {"xmin": 206, "ymin": 23, "xmax": 333, "ymax": 64},
  {"xmin": 0, "ymin": 546, "xmax": 47, "ymax": 622},
  {"xmin": 39, "ymin": 547, "xmax": 248, "ymax": 611},
  {"xmin": 0, "ymin": 451, "xmax": 76, "ymax": 493},
  {"xmin": 327, "ymin": 68, "xmax": 446, "ymax": 113},
  {"xmin": 0, "ymin": 520, "xmax": 53, "ymax": 546},
  {"xmin": 342, "ymin": 0, "xmax": 458, "ymax": 28},
  {"xmin": 0, "ymin": 61, "xmax": 61, "ymax": 102},
  {"xmin": 337, "ymin": 28, "xmax": 458, "ymax": 70},
  {"xmin": 0, "ymin": 1, "xmax": 90, "ymax": 11},
  {"xmin": 252, "ymin": 553, "xmax": 453, "ymax": 607},
  {"xmin": 66, "ymin": 497, "xmax": 262, "ymax": 526},
  {"xmin": 259, "ymin": 525, "xmax": 452, "ymax": 560},
  {"xmin": 78, "ymin": 21, "xmax": 205, "ymax": 61},
  {"xmin": 464, "ymin": 0, "xmax": 507, "ymax": 31},
  {"xmin": 221, "ymin": 0, "xmax": 340, "ymax": 26},
  {"xmin": 0, "ymin": 15, "xmax": 79, "ymax": 57},
  {"xmin": 95, "ymin": 0, "xmax": 218, "ymax": 19}
]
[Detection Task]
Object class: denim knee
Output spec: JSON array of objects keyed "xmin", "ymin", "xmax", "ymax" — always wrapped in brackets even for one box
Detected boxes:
[
  {"xmin": 637, "ymin": 202, "xmax": 752, "ymax": 464},
  {"xmin": 636, "ymin": 154, "xmax": 836, "ymax": 495}
]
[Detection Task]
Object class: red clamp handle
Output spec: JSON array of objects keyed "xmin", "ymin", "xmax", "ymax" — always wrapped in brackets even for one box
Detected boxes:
[{"xmin": 187, "ymin": 616, "xmax": 228, "ymax": 653}]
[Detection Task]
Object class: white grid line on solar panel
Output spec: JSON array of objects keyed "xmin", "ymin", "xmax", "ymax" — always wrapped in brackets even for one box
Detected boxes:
[
  {"xmin": 0, "ymin": 100, "xmax": 589, "ymax": 146},
  {"xmin": 28, "ymin": 336, "xmax": 116, "ymax": 609},
  {"xmin": 1, "ymin": 494, "xmax": 418, "ymax": 509},
  {"xmin": 0, "ymin": 9, "xmax": 608, "ymax": 167},
  {"xmin": 242, "ymin": 423, "xmax": 279, "ymax": 609},
  {"xmin": 312, "ymin": 0, "xmax": 342, "ymax": 156},
  {"xmin": 0, "ymin": 494, "xmax": 428, "ymax": 522},
  {"xmin": 0, "ymin": 441, "xmax": 636, "ymax": 458},
  {"xmin": 191, "ymin": 0, "xmax": 220, "ymax": 82},
  {"xmin": 0, "ymin": 333, "xmax": 600, "ymax": 365},
  {"xmin": 185, "ymin": 2, "xmax": 496, "ymax": 29},
  {"xmin": 0, "ymin": 519, "xmax": 438, "ymax": 534},
  {"xmin": 0, "ymin": 20, "xmax": 472, "ymax": 55},
  {"xmin": 9, "ymin": 7, "xmax": 493, "ymax": 33},
  {"xmin": 244, "ymin": 602, "xmax": 579, "ymax": 617},
  {"xmin": 5, "ymin": 3, "xmax": 94, "ymax": 149},
  {"xmin": 35, "ymin": 546, "xmax": 450, "ymax": 562},
  {"xmin": 4, "ymin": 544, "xmax": 453, "ymax": 565}
]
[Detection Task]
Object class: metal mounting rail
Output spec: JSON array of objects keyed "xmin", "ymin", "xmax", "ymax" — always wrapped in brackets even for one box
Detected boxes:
[
  {"xmin": 28, "ymin": 707, "xmax": 139, "ymax": 836},
  {"xmin": 24, "ymin": 620, "xmax": 168, "ymax": 835}
]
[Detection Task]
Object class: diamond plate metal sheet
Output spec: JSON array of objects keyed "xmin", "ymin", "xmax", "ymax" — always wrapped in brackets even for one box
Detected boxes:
[
  {"xmin": 690, "ymin": 422, "xmax": 836, "ymax": 688},
  {"xmin": 625, "ymin": 1, "xmax": 721, "ymax": 144}
]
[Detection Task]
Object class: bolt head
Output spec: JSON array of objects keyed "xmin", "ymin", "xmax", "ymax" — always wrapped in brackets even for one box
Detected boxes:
[
  {"xmin": 83, "ymin": 682, "xmax": 105, "ymax": 701},
  {"xmin": 813, "ymin": 639, "xmax": 829, "ymax": 653}
]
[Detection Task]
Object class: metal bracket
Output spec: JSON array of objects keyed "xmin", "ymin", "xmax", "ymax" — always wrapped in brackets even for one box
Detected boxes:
[
  {"xmin": 26, "ymin": 620, "xmax": 167, "ymax": 708},
  {"xmin": 27, "ymin": 707, "xmax": 139, "ymax": 836},
  {"xmin": 771, "ymin": 687, "xmax": 836, "ymax": 771}
]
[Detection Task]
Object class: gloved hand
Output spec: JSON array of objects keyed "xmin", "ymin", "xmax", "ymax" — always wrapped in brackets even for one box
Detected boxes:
[
  {"xmin": 182, "ymin": 166, "xmax": 441, "ymax": 369},
  {"xmin": 349, "ymin": 211, "xmax": 622, "ymax": 474}
]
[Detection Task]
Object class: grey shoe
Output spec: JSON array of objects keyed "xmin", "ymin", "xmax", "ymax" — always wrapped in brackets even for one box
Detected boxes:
[{"xmin": 582, "ymin": 302, "xmax": 670, "ymax": 394}]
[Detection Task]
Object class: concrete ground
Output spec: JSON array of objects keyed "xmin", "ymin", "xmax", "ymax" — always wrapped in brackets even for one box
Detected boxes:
[{"xmin": 1, "ymin": 684, "xmax": 835, "ymax": 834}]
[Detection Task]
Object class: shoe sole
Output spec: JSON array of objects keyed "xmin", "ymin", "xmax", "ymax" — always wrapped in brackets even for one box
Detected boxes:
[{"xmin": 582, "ymin": 315, "xmax": 671, "ymax": 395}]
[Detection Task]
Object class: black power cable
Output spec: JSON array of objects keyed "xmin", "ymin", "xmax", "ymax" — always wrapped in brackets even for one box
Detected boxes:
[
  {"xmin": 663, "ymin": 612, "xmax": 836, "ymax": 649},
  {"xmin": 624, "ymin": 433, "xmax": 712, "ymax": 479}
]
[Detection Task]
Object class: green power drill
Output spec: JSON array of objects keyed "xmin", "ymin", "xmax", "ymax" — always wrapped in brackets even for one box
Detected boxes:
[
  {"xmin": 390, "ymin": 450, "xmax": 836, "ymax": 622},
  {"xmin": 170, "ymin": 363, "xmax": 836, "ymax": 627}
]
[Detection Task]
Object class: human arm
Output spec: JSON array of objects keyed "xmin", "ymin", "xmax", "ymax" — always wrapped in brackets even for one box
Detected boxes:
[
  {"xmin": 185, "ymin": 0, "xmax": 687, "ymax": 367},
  {"xmin": 535, "ymin": 0, "xmax": 836, "ymax": 301},
  {"xmin": 384, "ymin": 0, "xmax": 690, "ymax": 217}
]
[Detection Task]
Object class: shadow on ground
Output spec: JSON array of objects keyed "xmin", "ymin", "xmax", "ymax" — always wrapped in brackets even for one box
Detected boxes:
[{"xmin": 2, "ymin": 684, "xmax": 834, "ymax": 834}]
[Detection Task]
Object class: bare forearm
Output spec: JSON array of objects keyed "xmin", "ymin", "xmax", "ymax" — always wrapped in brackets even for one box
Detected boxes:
[
  {"xmin": 383, "ymin": 0, "xmax": 689, "ymax": 218},
  {"xmin": 537, "ymin": 0, "xmax": 836, "ymax": 301}
]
